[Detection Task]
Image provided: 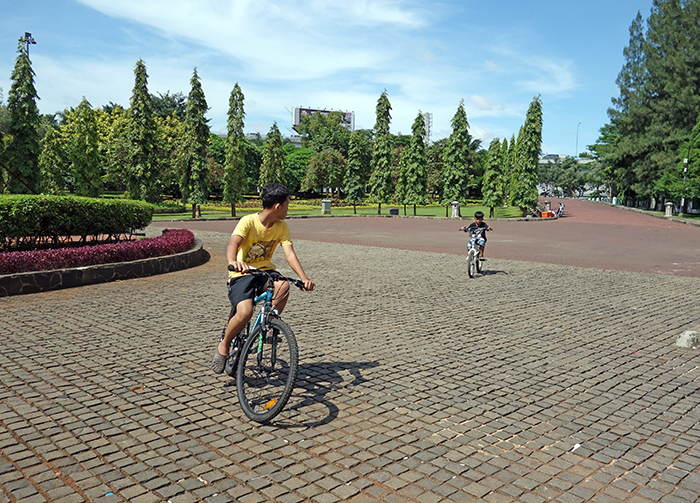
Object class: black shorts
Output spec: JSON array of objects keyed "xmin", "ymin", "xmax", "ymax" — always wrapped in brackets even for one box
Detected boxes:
[{"xmin": 227, "ymin": 274, "xmax": 268, "ymax": 315}]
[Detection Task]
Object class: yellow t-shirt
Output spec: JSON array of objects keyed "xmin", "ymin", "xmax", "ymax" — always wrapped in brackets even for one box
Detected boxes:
[{"xmin": 229, "ymin": 214, "xmax": 292, "ymax": 278}]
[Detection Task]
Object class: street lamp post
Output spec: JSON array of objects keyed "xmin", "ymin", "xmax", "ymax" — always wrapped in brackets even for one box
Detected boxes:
[
  {"xmin": 576, "ymin": 122, "xmax": 581, "ymax": 158},
  {"xmin": 20, "ymin": 32, "xmax": 36, "ymax": 56},
  {"xmin": 682, "ymin": 142, "xmax": 690, "ymax": 216}
]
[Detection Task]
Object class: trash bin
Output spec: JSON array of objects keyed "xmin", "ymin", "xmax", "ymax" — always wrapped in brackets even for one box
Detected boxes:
[
  {"xmin": 389, "ymin": 208, "xmax": 399, "ymax": 215},
  {"xmin": 665, "ymin": 201, "xmax": 673, "ymax": 217},
  {"xmin": 321, "ymin": 200, "xmax": 331, "ymax": 215},
  {"xmin": 451, "ymin": 201, "xmax": 460, "ymax": 218}
]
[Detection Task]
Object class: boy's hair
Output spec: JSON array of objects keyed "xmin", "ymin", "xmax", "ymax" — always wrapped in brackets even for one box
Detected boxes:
[
  {"xmin": 261, "ymin": 183, "xmax": 289, "ymax": 209},
  {"xmin": 474, "ymin": 211, "xmax": 484, "ymax": 219}
]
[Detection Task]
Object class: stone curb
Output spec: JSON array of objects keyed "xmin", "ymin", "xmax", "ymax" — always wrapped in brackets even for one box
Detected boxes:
[{"xmin": 0, "ymin": 238, "xmax": 209, "ymax": 297}]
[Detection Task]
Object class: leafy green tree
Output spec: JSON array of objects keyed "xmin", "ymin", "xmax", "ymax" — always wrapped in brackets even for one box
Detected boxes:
[
  {"xmin": 396, "ymin": 112, "xmax": 427, "ymax": 215},
  {"xmin": 65, "ymin": 98, "xmax": 102, "ymax": 197},
  {"xmin": 3, "ymin": 39, "xmax": 41, "ymax": 193},
  {"xmin": 154, "ymin": 112, "xmax": 186, "ymax": 198},
  {"xmin": 259, "ymin": 122, "xmax": 285, "ymax": 187},
  {"xmin": 151, "ymin": 91, "xmax": 187, "ymax": 120},
  {"xmin": 181, "ymin": 68, "xmax": 210, "ymax": 217},
  {"xmin": 38, "ymin": 126, "xmax": 67, "ymax": 194},
  {"xmin": 95, "ymin": 105, "xmax": 130, "ymax": 191},
  {"xmin": 128, "ymin": 59, "xmax": 160, "ymax": 202},
  {"xmin": 481, "ymin": 138, "xmax": 504, "ymax": 217},
  {"xmin": 510, "ymin": 96, "xmax": 543, "ymax": 215},
  {"xmin": 344, "ymin": 130, "xmax": 371, "ymax": 213},
  {"xmin": 302, "ymin": 149, "xmax": 346, "ymax": 194},
  {"xmin": 606, "ymin": 3, "xmax": 700, "ymax": 203},
  {"xmin": 368, "ymin": 89, "xmax": 393, "ymax": 214},
  {"xmin": 441, "ymin": 100, "xmax": 472, "ymax": 214},
  {"xmin": 223, "ymin": 83, "xmax": 247, "ymax": 216},
  {"xmin": 425, "ymin": 138, "xmax": 446, "ymax": 197},
  {"xmin": 298, "ymin": 111, "xmax": 351, "ymax": 157},
  {"xmin": 285, "ymin": 147, "xmax": 314, "ymax": 192}
]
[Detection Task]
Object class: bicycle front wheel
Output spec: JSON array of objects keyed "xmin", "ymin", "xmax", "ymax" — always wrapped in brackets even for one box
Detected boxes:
[
  {"xmin": 467, "ymin": 249, "xmax": 476, "ymax": 278},
  {"xmin": 237, "ymin": 318, "xmax": 299, "ymax": 423},
  {"xmin": 476, "ymin": 251, "xmax": 483, "ymax": 273}
]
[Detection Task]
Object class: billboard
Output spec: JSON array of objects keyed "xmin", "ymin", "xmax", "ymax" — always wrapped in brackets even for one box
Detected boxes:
[{"xmin": 292, "ymin": 107, "xmax": 355, "ymax": 132}]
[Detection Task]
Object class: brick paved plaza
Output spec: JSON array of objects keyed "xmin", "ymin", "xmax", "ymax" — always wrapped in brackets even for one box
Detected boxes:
[{"xmin": 2, "ymin": 200, "xmax": 700, "ymax": 502}]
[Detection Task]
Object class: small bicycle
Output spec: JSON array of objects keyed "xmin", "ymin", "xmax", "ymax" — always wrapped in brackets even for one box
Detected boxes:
[
  {"xmin": 460, "ymin": 227, "xmax": 487, "ymax": 278},
  {"xmin": 223, "ymin": 266, "xmax": 305, "ymax": 423}
]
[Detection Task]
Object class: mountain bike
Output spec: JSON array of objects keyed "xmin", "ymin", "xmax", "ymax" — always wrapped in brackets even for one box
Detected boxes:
[
  {"xmin": 223, "ymin": 266, "xmax": 305, "ymax": 423},
  {"xmin": 460, "ymin": 227, "xmax": 486, "ymax": 278}
]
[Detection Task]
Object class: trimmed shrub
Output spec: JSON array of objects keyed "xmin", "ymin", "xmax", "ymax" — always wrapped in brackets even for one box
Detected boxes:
[
  {"xmin": 0, "ymin": 229, "xmax": 194, "ymax": 274},
  {"xmin": 0, "ymin": 195, "xmax": 153, "ymax": 251}
]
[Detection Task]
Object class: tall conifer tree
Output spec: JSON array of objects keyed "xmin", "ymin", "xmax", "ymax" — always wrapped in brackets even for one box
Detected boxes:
[
  {"xmin": 481, "ymin": 138, "xmax": 504, "ymax": 218},
  {"xmin": 396, "ymin": 112, "xmax": 428, "ymax": 215},
  {"xmin": 441, "ymin": 100, "xmax": 471, "ymax": 215},
  {"xmin": 259, "ymin": 123, "xmax": 285, "ymax": 187},
  {"xmin": 67, "ymin": 98, "xmax": 102, "ymax": 197},
  {"xmin": 368, "ymin": 89, "xmax": 393, "ymax": 214},
  {"xmin": 510, "ymin": 96, "xmax": 543, "ymax": 215},
  {"xmin": 4, "ymin": 38, "xmax": 41, "ymax": 193},
  {"xmin": 181, "ymin": 68, "xmax": 210, "ymax": 217},
  {"xmin": 223, "ymin": 83, "xmax": 246, "ymax": 216},
  {"xmin": 128, "ymin": 59, "xmax": 159, "ymax": 202}
]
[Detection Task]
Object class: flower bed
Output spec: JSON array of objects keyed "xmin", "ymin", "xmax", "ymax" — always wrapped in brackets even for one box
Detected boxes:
[{"xmin": 0, "ymin": 229, "xmax": 195, "ymax": 275}]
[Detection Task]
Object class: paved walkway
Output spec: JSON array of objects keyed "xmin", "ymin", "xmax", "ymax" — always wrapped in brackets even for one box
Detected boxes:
[
  {"xmin": 2, "ymin": 200, "xmax": 700, "ymax": 503},
  {"xmin": 152, "ymin": 198, "xmax": 700, "ymax": 277}
]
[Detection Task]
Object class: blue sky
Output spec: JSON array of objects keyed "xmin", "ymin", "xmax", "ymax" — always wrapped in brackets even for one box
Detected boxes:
[{"xmin": 1, "ymin": 0, "xmax": 654, "ymax": 157}]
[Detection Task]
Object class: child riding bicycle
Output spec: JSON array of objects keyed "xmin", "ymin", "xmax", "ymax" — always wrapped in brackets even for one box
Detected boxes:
[
  {"xmin": 459, "ymin": 210, "xmax": 493, "ymax": 260},
  {"xmin": 211, "ymin": 183, "xmax": 315, "ymax": 374}
]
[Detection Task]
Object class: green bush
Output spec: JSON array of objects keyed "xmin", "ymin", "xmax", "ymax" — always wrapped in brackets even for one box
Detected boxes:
[{"xmin": 0, "ymin": 195, "xmax": 153, "ymax": 251}]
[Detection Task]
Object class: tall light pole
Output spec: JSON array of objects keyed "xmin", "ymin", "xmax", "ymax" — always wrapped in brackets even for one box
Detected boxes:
[
  {"xmin": 20, "ymin": 32, "xmax": 36, "ymax": 56},
  {"xmin": 575, "ymin": 122, "xmax": 581, "ymax": 158},
  {"xmin": 682, "ymin": 141, "xmax": 691, "ymax": 216}
]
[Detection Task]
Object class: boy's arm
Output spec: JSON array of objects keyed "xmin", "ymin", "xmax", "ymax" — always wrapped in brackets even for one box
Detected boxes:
[
  {"xmin": 227, "ymin": 234, "xmax": 249, "ymax": 273},
  {"xmin": 281, "ymin": 243, "xmax": 315, "ymax": 291}
]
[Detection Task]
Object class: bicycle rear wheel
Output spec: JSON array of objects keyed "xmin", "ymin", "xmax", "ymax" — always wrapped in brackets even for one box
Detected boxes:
[
  {"xmin": 467, "ymin": 249, "xmax": 476, "ymax": 278},
  {"xmin": 237, "ymin": 318, "xmax": 298, "ymax": 423}
]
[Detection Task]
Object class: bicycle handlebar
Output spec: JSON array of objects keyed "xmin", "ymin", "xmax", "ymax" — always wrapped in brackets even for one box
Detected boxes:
[{"xmin": 227, "ymin": 265, "xmax": 305, "ymax": 290}]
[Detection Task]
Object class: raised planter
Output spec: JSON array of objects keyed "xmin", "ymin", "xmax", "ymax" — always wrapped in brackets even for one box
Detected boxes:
[{"xmin": 0, "ymin": 239, "xmax": 208, "ymax": 297}]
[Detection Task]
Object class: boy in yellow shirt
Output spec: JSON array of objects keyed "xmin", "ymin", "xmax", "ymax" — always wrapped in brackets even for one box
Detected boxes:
[{"xmin": 212, "ymin": 183, "xmax": 315, "ymax": 373}]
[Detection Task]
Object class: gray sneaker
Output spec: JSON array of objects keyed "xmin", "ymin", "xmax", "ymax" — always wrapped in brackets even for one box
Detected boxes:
[{"xmin": 211, "ymin": 351, "xmax": 227, "ymax": 374}]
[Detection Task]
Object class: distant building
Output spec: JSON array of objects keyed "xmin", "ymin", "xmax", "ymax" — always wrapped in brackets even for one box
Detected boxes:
[
  {"xmin": 422, "ymin": 112, "xmax": 433, "ymax": 145},
  {"xmin": 291, "ymin": 107, "xmax": 355, "ymax": 133}
]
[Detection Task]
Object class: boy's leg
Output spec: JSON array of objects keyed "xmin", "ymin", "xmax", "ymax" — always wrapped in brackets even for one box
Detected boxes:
[
  {"xmin": 217, "ymin": 299, "xmax": 254, "ymax": 356},
  {"xmin": 271, "ymin": 280, "xmax": 291, "ymax": 314}
]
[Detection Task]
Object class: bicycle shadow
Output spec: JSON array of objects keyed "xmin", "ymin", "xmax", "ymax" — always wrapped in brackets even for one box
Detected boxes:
[
  {"xmin": 278, "ymin": 360, "xmax": 379, "ymax": 428},
  {"xmin": 477, "ymin": 269, "xmax": 509, "ymax": 276}
]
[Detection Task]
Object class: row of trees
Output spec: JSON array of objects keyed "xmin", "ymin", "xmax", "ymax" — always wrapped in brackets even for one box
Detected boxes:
[
  {"xmin": 1, "ymin": 35, "xmax": 545, "ymax": 217},
  {"xmin": 591, "ymin": 0, "xmax": 700, "ymax": 210}
]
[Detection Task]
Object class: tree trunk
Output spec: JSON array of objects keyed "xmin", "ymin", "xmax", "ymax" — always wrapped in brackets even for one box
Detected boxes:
[
  {"xmin": 353, "ymin": 203, "xmax": 357, "ymax": 214},
  {"xmin": 489, "ymin": 207, "xmax": 494, "ymax": 218},
  {"xmin": 403, "ymin": 205, "xmax": 407, "ymax": 215},
  {"xmin": 231, "ymin": 204, "xmax": 236, "ymax": 217},
  {"xmin": 192, "ymin": 204, "xmax": 196, "ymax": 218},
  {"xmin": 413, "ymin": 204, "xmax": 417, "ymax": 216},
  {"xmin": 377, "ymin": 202, "xmax": 382, "ymax": 215}
]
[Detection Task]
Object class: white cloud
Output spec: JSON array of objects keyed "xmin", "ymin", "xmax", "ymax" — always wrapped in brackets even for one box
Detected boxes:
[{"xmin": 75, "ymin": 0, "xmax": 425, "ymax": 81}]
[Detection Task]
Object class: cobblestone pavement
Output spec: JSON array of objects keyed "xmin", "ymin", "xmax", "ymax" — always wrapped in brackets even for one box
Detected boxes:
[{"xmin": 2, "ymin": 214, "xmax": 700, "ymax": 502}]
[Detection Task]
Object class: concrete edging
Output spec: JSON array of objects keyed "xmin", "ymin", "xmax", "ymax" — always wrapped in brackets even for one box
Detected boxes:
[{"xmin": 0, "ymin": 238, "xmax": 209, "ymax": 297}]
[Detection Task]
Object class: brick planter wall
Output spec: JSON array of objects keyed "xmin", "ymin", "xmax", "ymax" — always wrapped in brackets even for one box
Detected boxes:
[{"xmin": 0, "ymin": 239, "xmax": 208, "ymax": 297}]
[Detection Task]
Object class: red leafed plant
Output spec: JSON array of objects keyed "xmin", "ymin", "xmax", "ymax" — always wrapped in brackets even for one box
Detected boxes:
[{"xmin": 0, "ymin": 229, "xmax": 195, "ymax": 275}]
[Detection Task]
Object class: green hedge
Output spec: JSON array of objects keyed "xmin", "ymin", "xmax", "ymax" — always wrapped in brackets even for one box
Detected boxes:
[{"xmin": 0, "ymin": 195, "xmax": 153, "ymax": 251}]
